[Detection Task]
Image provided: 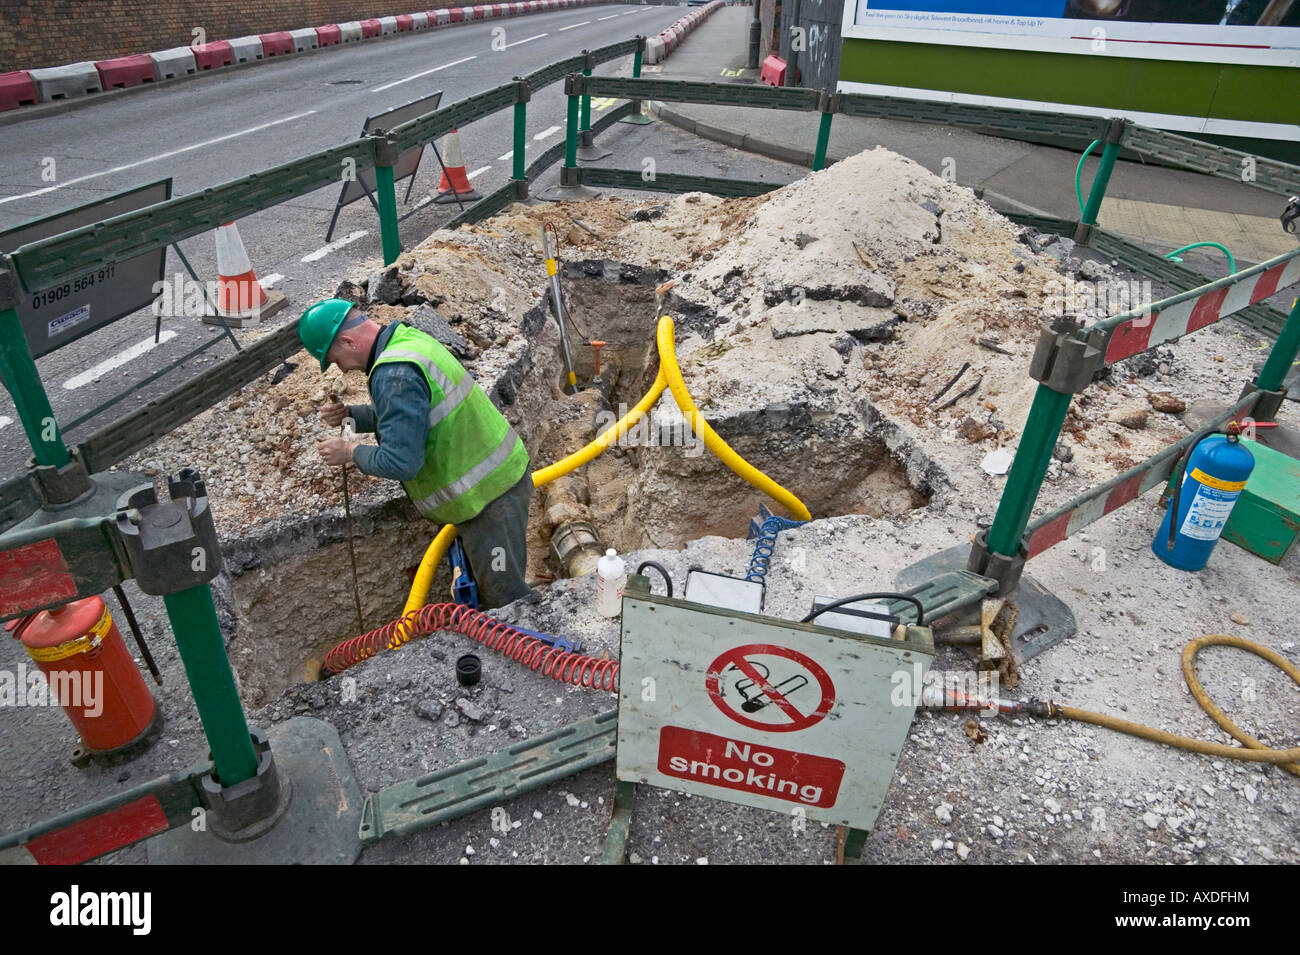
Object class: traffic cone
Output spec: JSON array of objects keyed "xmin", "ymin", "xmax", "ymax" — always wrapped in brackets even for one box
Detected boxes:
[
  {"xmin": 433, "ymin": 129, "xmax": 482, "ymax": 204},
  {"xmin": 209, "ymin": 222, "xmax": 288, "ymax": 327}
]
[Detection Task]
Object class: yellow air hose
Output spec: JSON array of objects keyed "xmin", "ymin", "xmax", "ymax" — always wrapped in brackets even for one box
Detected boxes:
[
  {"xmin": 401, "ymin": 314, "xmax": 811, "ymax": 616},
  {"xmin": 656, "ymin": 314, "xmax": 811, "ymax": 522},
  {"xmin": 1050, "ymin": 634, "xmax": 1300, "ymax": 776}
]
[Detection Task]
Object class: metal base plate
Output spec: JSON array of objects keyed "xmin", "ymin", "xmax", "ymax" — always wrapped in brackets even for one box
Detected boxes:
[
  {"xmin": 897, "ymin": 544, "xmax": 1077, "ymax": 662},
  {"xmin": 536, "ymin": 184, "xmax": 603, "ymax": 202},
  {"xmin": 145, "ymin": 717, "xmax": 362, "ymax": 865},
  {"xmin": 618, "ymin": 113, "xmax": 654, "ymax": 126},
  {"xmin": 203, "ymin": 290, "xmax": 288, "ymax": 328},
  {"xmin": 576, "ymin": 145, "xmax": 613, "ymax": 161}
]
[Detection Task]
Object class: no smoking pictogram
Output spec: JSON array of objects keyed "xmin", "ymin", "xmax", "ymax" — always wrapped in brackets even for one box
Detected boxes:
[{"xmin": 705, "ymin": 644, "xmax": 835, "ymax": 732}]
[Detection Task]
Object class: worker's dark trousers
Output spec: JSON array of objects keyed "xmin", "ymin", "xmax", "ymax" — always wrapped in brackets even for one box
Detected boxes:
[{"xmin": 455, "ymin": 470, "xmax": 534, "ymax": 610}]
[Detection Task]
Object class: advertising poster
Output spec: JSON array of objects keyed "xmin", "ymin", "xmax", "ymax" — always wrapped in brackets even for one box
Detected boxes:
[{"xmin": 848, "ymin": 1, "xmax": 1300, "ymax": 65}]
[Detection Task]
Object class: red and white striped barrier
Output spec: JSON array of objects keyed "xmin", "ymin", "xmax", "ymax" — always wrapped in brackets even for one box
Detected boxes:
[
  {"xmin": 1102, "ymin": 248, "xmax": 1300, "ymax": 365},
  {"xmin": 645, "ymin": 1, "xmax": 724, "ymax": 65},
  {"xmin": 1024, "ymin": 397, "xmax": 1255, "ymax": 558},
  {"xmin": 5, "ymin": 0, "xmax": 607, "ymax": 112}
]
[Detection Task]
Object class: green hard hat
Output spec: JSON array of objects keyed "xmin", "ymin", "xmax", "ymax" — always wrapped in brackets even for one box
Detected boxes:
[{"xmin": 298, "ymin": 299, "xmax": 355, "ymax": 372}]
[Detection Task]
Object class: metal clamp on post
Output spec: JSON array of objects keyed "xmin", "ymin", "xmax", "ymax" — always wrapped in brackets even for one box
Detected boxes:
[
  {"xmin": 514, "ymin": 76, "xmax": 532, "ymax": 104},
  {"xmin": 115, "ymin": 467, "xmax": 222, "ymax": 594},
  {"xmin": 1027, "ymin": 316, "xmax": 1106, "ymax": 394},
  {"xmin": 1239, "ymin": 382, "xmax": 1286, "ymax": 424},
  {"xmin": 370, "ymin": 129, "xmax": 400, "ymax": 170},
  {"xmin": 199, "ymin": 726, "xmax": 291, "ymax": 841},
  {"xmin": 818, "ymin": 90, "xmax": 841, "ymax": 114},
  {"xmin": 965, "ymin": 529, "xmax": 1028, "ymax": 596},
  {"xmin": 29, "ymin": 447, "xmax": 93, "ymax": 508},
  {"xmin": 563, "ymin": 72, "xmax": 583, "ymax": 98}
]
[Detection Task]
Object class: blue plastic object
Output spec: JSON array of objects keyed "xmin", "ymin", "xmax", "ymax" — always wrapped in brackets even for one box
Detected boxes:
[
  {"xmin": 745, "ymin": 503, "xmax": 805, "ymax": 583},
  {"xmin": 448, "ymin": 538, "xmax": 479, "ymax": 608},
  {"xmin": 1153, "ymin": 435, "xmax": 1255, "ymax": 572}
]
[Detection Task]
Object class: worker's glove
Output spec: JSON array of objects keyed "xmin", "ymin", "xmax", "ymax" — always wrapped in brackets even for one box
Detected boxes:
[
  {"xmin": 321, "ymin": 400, "xmax": 348, "ymax": 427},
  {"xmin": 318, "ymin": 437, "xmax": 356, "ymax": 468}
]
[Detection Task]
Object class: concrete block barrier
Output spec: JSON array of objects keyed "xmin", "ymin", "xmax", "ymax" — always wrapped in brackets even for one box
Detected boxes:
[
  {"xmin": 338, "ymin": 22, "xmax": 364, "ymax": 42},
  {"xmin": 228, "ymin": 35, "xmax": 264, "ymax": 62},
  {"xmin": 94, "ymin": 54, "xmax": 155, "ymax": 89},
  {"xmin": 148, "ymin": 48, "xmax": 197, "ymax": 81},
  {"xmin": 30, "ymin": 61, "xmax": 103, "ymax": 100},
  {"xmin": 0, "ymin": 70, "xmax": 38, "ymax": 111},
  {"xmin": 259, "ymin": 32, "xmax": 294, "ymax": 56},
  {"xmin": 287, "ymin": 28, "xmax": 319, "ymax": 52},
  {"xmin": 192, "ymin": 41, "xmax": 234, "ymax": 69}
]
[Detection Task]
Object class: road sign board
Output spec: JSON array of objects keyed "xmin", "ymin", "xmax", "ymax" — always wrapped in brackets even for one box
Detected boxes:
[
  {"xmin": 1, "ymin": 179, "xmax": 170, "ymax": 358},
  {"xmin": 617, "ymin": 591, "xmax": 933, "ymax": 830}
]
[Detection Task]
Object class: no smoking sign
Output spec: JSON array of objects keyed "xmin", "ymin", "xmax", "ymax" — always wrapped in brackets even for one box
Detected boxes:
[{"xmin": 617, "ymin": 591, "xmax": 932, "ymax": 831}]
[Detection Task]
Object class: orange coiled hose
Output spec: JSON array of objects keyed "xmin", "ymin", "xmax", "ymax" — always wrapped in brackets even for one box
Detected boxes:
[{"xmin": 322, "ymin": 602, "xmax": 618, "ymax": 692}]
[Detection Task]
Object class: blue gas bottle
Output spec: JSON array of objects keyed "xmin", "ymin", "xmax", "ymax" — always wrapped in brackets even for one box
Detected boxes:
[{"xmin": 1152, "ymin": 434, "xmax": 1254, "ymax": 571}]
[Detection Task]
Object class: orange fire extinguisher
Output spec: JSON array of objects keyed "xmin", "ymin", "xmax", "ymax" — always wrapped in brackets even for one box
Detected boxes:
[{"xmin": 12, "ymin": 596, "xmax": 157, "ymax": 757}]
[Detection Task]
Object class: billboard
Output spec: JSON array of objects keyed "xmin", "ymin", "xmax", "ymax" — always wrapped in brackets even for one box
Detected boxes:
[{"xmin": 848, "ymin": 1, "xmax": 1300, "ymax": 65}]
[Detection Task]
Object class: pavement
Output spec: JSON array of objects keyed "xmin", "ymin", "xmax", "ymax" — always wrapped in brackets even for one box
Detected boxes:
[{"xmin": 647, "ymin": 6, "xmax": 1298, "ymax": 270}]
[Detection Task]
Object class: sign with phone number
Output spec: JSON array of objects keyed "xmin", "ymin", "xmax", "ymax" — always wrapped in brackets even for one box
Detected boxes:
[{"xmin": 1, "ymin": 179, "xmax": 169, "ymax": 359}]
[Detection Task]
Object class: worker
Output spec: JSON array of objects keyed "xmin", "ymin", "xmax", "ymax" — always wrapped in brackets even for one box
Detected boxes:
[{"xmin": 297, "ymin": 299, "xmax": 532, "ymax": 609}]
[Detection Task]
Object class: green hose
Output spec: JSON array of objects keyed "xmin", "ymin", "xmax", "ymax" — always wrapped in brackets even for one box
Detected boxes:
[
  {"xmin": 1075, "ymin": 139, "xmax": 1100, "ymax": 216},
  {"xmin": 1166, "ymin": 241, "xmax": 1237, "ymax": 275}
]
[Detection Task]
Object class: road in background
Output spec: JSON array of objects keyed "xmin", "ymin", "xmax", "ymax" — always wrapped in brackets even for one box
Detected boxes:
[{"xmin": 0, "ymin": 4, "xmax": 689, "ymax": 473}]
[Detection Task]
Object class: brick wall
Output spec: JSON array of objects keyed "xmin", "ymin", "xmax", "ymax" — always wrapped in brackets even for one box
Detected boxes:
[{"xmin": 0, "ymin": 2, "xmax": 423, "ymax": 73}]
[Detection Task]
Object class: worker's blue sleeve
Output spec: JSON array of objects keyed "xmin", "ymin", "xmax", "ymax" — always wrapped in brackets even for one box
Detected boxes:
[
  {"xmin": 346, "ymin": 404, "xmax": 378, "ymax": 433},
  {"xmin": 351, "ymin": 363, "xmax": 432, "ymax": 482}
]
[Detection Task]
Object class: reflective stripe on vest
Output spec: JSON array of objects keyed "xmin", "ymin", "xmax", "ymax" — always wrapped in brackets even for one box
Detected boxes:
[
  {"xmin": 379, "ymin": 347, "xmax": 479, "ymax": 428},
  {"xmin": 369, "ymin": 324, "xmax": 528, "ymax": 525},
  {"xmin": 410, "ymin": 425, "xmax": 521, "ymax": 516}
]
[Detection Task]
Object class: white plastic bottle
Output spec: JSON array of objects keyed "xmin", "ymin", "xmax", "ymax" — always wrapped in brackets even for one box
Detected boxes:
[{"xmin": 595, "ymin": 548, "xmax": 627, "ymax": 618}]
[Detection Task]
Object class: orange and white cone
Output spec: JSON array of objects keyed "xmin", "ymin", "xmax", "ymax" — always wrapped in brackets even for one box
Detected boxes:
[
  {"xmin": 433, "ymin": 128, "xmax": 482, "ymax": 203},
  {"xmin": 211, "ymin": 222, "xmax": 287, "ymax": 326}
]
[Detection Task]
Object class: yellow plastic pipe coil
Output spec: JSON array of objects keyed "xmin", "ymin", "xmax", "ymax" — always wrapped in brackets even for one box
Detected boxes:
[{"xmin": 401, "ymin": 314, "xmax": 811, "ymax": 617}]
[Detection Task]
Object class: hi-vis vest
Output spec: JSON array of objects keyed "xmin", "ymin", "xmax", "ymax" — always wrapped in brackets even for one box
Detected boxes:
[{"xmin": 369, "ymin": 324, "xmax": 528, "ymax": 525}]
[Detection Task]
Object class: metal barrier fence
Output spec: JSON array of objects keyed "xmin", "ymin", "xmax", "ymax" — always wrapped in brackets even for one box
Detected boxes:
[
  {"xmin": 2, "ymin": 45, "xmax": 1298, "ymax": 538},
  {"xmin": 971, "ymin": 250, "xmax": 1300, "ymax": 592}
]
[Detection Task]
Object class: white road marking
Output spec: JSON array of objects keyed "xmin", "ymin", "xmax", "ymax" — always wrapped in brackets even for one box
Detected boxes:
[
  {"xmin": 466, "ymin": 166, "xmax": 491, "ymax": 179},
  {"xmin": 0, "ymin": 113, "xmax": 318, "ymax": 206},
  {"xmin": 534, "ymin": 125, "xmax": 561, "ymax": 140},
  {"xmin": 559, "ymin": 20, "xmax": 590, "ymax": 30},
  {"xmin": 260, "ymin": 273, "xmax": 284, "ymax": 288},
  {"xmin": 0, "ymin": 416, "xmax": 11, "ymax": 432},
  {"xmin": 597, "ymin": 14, "xmax": 619, "ymax": 19},
  {"xmin": 371, "ymin": 56, "xmax": 477, "ymax": 93},
  {"xmin": 504, "ymin": 33, "xmax": 546, "ymax": 47},
  {"xmin": 302, "ymin": 230, "xmax": 368, "ymax": 262},
  {"xmin": 63, "ymin": 331, "xmax": 178, "ymax": 391}
]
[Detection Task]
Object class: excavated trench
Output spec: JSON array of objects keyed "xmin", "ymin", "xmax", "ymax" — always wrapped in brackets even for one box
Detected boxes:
[{"xmin": 220, "ymin": 264, "xmax": 933, "ymax": 707}]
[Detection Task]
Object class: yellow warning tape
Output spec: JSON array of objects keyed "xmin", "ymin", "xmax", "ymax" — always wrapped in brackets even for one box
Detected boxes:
[
  {"xmin": 1190, "ymin": 468, "xmax": 1247, "ymax": 493},
  {"xmin": 545, "ymin": 258, "xmax": 558, "ymax": 277},
  {"xmin": 23, "ymin": 606, "xmax": 111, "ymax": 662}
]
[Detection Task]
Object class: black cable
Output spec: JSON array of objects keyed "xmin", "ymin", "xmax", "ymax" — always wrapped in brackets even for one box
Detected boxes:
[
  {"xmin": 635, "ymin": 560, "xmax": 673, "ymax": 599},
  {"xmin": 801, "ymin": 592, "xmax": 926, "ymax": 626}
]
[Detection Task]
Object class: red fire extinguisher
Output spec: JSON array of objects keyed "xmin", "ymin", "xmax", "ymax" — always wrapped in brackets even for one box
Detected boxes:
[{"xmin": 12, "ymin": 596, "xmax": 158, "ymax": 758}]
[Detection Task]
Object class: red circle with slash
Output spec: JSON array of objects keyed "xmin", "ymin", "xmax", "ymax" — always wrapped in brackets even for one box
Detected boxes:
[{"xmin": 705, "ymin": 644, "xmax": 835, "ymax": 732}]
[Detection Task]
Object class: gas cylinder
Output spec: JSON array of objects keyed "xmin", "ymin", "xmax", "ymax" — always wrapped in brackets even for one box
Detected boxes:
[
  {"xmin": 19, "ymin": 596, "xmax": 157, "ymax": 755},
  {"xmin": 1152, "ymin": 434, "xmax": 1255, "ymax": 571}
]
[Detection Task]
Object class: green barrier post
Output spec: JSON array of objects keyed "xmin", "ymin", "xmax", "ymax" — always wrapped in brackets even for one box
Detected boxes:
[
  {"xmin": 564, "ymin": 76, "xmax": 580, "ymax": 172},
  {"xmin": 984, "ymin": 385, "xmax": 1073, "ymax": 558},
  {"xmin": 812, "ymin": 92, "xmax": 837, "ymax": 171},
  {"xmin": 621, "ymin": 37, "xmax": 653, "ymax": 125},
  {"xmin": 164, "ymin": 585, "xmax": 259, "ymax": 785},
  {"xmin": 1255, "ymin": 295, "xmax": 1300, "ymax": 395},
  {"xmin": 0, "ymin": 294, "xmax": 70, "ymax": 469},
  {"xmin": 512, "ymin": 78, "xmax": 530, "ymax": 196},
  {"xmin": 372, "ymin": 133, "xmax": 402, "ymax": 266}
]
